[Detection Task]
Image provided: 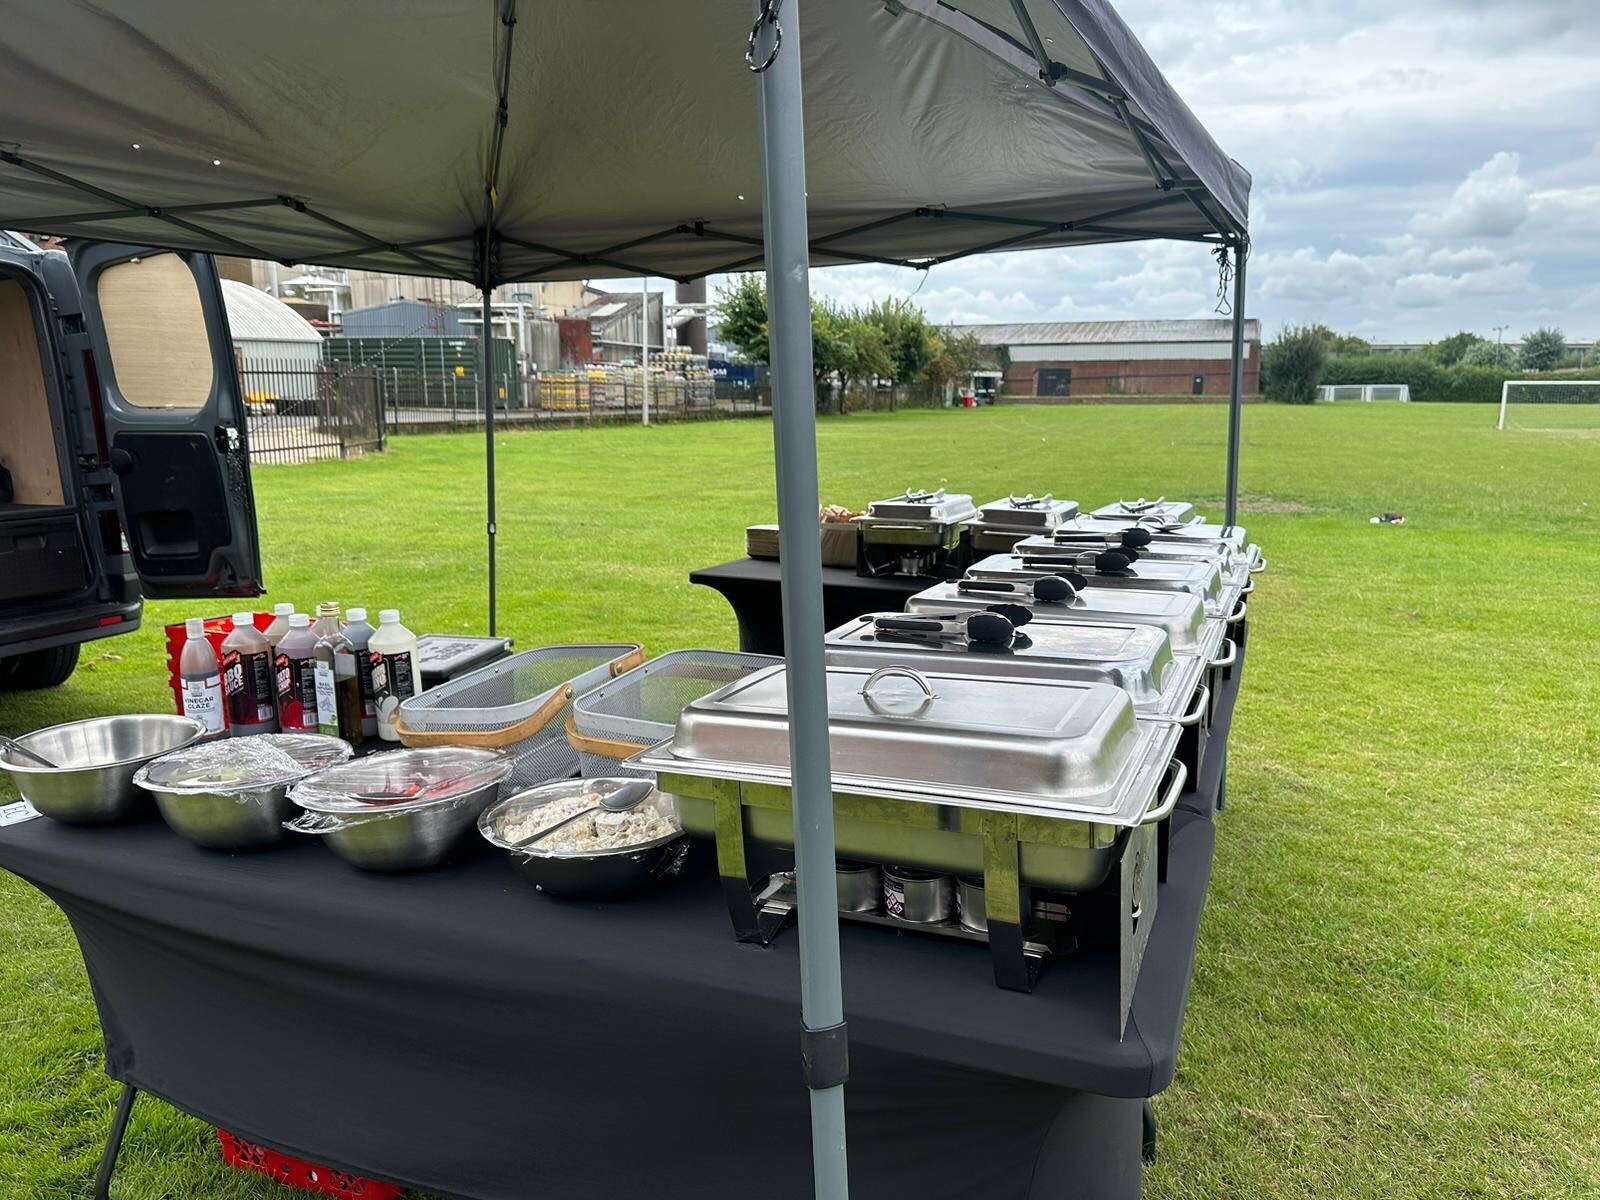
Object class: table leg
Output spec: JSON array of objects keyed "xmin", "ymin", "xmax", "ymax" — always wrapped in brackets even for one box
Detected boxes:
[{"xmin": 93, "ymin": 1083, "xmax": 139, "ymax": 1200}]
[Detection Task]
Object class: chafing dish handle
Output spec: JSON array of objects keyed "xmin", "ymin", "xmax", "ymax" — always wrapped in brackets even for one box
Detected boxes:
[
  {"xmin": 1178, "ymin": 683, "xmax": 1210, "ymax": 727},
  {"xmin": 1139, "ymin": 760, "xmax": 1188, "ymax": 826},
  {"xmin": 1249, "ymin": 553, "xmax": 1268, "ymax": 574},
  {"xmin": 1225, "ymin": 598, "xmax": 1248, "ymax": 626},
  {"xmin": 860, "ymin": 665, "xmax": 936, "ymax": 699},
  {"xmin": 1240, "ymin": 577, "xmax": 1256, "ymax": 596},
  {"xmin": 1210, "ymin": 638, "xmax": 1238, "ymax": 670}
]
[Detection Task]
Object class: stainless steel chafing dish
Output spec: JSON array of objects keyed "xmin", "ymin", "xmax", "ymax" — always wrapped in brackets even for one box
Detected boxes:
[
  {"xmin": 855, "ymin": 487, "xmax": 978, "ymax": 579},
  {"xmin": 635, "ymin": 663, "xmax": 1182, "ymax": 1015},
  {"xmin": 1091, "ymin": 497, "xmax": 1199, "ymax": 524},
  {"xmin": 1063, "ymin": 513, "xmax": 1251, "ymax": 554},
  {"xmin": 973, "ymin": 548, "xmax": 1229, "ymax": 615},
  {"xmin": 967, "ymin": 493, "xmax": 1080, "ymax": 554},
  {"xmin": 1051, "ymin": 516, "xmax": 1264, "ymax": 573}
]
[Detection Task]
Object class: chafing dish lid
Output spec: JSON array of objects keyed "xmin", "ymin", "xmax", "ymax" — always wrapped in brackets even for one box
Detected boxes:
[
  {"xmin": 649, "ymin": 663, "xmax": 1169, "ymax": 822},
  {"xmin": 864, "ymin": 488, "xmax": 978, "ymax": 523},
  {"xmin": 907, "ymin": 580, "xmax": 1211, "ymax": 653},
  {"xmin": 824, "ymin": 614, "xmax": 1176, "ymax": 706},
  {"xmin": 975, "ymin": 493, "xmax": 1080, "ymax": 528}
]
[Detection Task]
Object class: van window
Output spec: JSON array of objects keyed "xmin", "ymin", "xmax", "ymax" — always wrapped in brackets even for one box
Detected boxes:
[{"xmin": 96, "ymin": 253, "xmax": 214, "ymax": 410}]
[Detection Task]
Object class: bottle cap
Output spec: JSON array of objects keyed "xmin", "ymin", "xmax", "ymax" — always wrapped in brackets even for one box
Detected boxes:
[
  {"xmin": 273, "ymin": 602, "xmax": 294, "ymax": 616},
  {"xmin": 232, "ymin": 613, "xmax": 255, "ymax": 628},
  {"xmin": 289, "ymin": 613, "xmax": 310, "ymax": 628},
  {"xmin": 317, "ymin": 601, "xmax": 340, "ymax": 618},
  {"xmin": 347, "ymin": 607, "xmax": 367, "ymax": 623},
  {"xmin": 378, "ymin": 609, "xmax": 400, "ymax": 624},
  {"xmin": 184, "ymin": 617, "xmax": 205, "ymax": 637}
]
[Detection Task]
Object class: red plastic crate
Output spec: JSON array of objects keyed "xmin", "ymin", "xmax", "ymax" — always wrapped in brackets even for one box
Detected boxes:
[
  {"xmin": 217, "ymin": 1130, "xmax": 405, "ymax": 1199},
  {"xmin": 164, "ymin": 612, "xmax": 274, "ymax": 726}
]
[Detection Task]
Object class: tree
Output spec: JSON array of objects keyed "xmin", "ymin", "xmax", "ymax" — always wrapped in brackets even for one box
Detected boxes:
[
  {"xmin": 1303, "ymin": 324, "xmax": 1370, "ymax": 357},
  {"xmin": 713, "ymin": 275, "xmax": 769, "ymax": 364},
  {"xmin": 833, "ymin": 308, "xmax": 892, "ymax": 413},
  {"xmin": 809, "ymin": 300, "xmax": 849, "ymax": 413},
  {"xmin": 994, "ymin": 344, "xmax": 1012, "ymax": 375},
  {"xmin": 1518, "ymin": 326, "xmax": 1567, "ymax": 372},
  {"xmin": 869, "ymin": 298, "xmax": 938, "ymax": 387},
  {"xmin": 943, "ymin": 328, "xmax": 984, "ymax": 380},
  {"xmin": 1423, "ymin": 330, "xmax": 1483, "ymax": 367},
  {"xmin": 1462, "ymin": 340, "xmax": 1516, "ymax": 368},
  {"xmin": 1260, "ymin": 325, "xmax": 1328, "ymax": 404}
]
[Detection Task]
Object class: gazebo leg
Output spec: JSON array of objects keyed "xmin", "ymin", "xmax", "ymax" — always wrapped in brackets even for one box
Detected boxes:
[
  {"xmin": 93, "ymin": 1083, "xmax": 139, "ymax": 1200},
  {"xmin": 1142, "ymin": 1099, "xmax": 1158, "ymax": 1163}
]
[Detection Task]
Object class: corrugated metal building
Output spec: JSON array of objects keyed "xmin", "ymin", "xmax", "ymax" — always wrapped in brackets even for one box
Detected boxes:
[
  {"xmin": 953, "ymin": 318, "xmax": 1260, "ymax": 399},
  {"xmin": 339, "ymin": 299, "xmax": 471, "ymax": 339}
]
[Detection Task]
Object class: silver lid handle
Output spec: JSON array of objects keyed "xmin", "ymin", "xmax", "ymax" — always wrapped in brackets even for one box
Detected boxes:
[{"xmin": 859, "ymin": 665, "xmax": 938, "ymax": 716}]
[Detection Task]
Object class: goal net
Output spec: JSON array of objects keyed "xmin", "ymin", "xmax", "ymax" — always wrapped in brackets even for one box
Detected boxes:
[
  {"xmin": 1497, "ymin": 380, "xmax": 1600, "ymax": 431},
  {"xmin": 1316, "ymin": 384, "xmax": 1410, "ymax": 402}
]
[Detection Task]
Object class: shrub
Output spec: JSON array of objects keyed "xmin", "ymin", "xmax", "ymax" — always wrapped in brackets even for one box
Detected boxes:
[
  {"xmin": 1262, "ymin": 326, "xmax": 1328, "ymax": 404},
  {"xmin": 1462, "ymin": 341, "xmax": 1516, "ymax": 369}
]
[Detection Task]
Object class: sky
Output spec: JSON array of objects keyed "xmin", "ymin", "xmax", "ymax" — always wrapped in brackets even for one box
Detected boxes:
[{"xmin": 740, "ymin": 0, "xmax": 1600, "ymax": 345}]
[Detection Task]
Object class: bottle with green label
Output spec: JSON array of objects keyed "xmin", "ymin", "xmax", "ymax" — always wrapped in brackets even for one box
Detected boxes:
[
  {"xmin": 369, "ymin": 608, "xmax": 422, "ymax": 742},
  {"xmin": 311, "ymin": 602, "xmax": 354, "ymax": 742}
]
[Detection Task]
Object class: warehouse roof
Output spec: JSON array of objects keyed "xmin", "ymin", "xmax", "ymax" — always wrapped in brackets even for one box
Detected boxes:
[
  {"xmin": 952, "ymin": 318, "xmax": 1261, "ymax": 346},
  {"xmin": 221, "ymin": 280, "xmax": 324, "ymax": 344}
]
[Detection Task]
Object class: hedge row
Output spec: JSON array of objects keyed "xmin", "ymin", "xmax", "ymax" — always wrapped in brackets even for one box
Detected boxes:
[{"xmin": 1320, "ymin": 357, "xmax": 1596, "ymax": 403}]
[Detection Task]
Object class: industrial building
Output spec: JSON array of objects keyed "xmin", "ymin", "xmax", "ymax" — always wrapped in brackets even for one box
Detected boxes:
[{"xmin": 953, "ymin": 318, "xmax": 1261, "ymax": 399}]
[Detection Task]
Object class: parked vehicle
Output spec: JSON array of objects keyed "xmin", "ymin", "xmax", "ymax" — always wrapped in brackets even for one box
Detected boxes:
[{"xmin": 0, "ymin": 231, "xmax": 262, "ymax": 690}]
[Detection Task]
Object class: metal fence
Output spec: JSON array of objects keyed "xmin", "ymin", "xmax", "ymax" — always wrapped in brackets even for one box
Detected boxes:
[{"xmin": 243, "ymin": 360, "xmax": 387, "ymax": 466}]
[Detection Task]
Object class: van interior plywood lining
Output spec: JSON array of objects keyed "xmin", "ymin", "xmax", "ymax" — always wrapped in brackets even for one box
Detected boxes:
[{"xmin": 0, "ymin": 278, "xmax": 66, "ymax": 508}]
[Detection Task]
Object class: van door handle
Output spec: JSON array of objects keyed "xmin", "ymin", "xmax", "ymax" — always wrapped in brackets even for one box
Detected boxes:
[
  {"xmin": 215, "ymin": 425, "xmax": 242, "ymax": 453},
  {"xmin": 109, "ymin": 448, "xmax": 135, "ymax": 475}
]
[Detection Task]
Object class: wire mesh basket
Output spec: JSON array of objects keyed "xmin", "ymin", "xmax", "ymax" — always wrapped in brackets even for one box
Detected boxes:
[
  {"xmin": 567, "ymin": 649, "xmax": 780, "ymax": 779},
  {"xmin": 396, "ymin": 643, "xmax": 644, "ymax": 794}
]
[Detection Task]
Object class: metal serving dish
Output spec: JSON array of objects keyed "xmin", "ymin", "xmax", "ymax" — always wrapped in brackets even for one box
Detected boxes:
[
  {"xmin": 824, "ymin": 613, "xmax": 1205, "ymax": 723},
  {"xmin": 862, "ymin": 488, "xmax": 977, "ymax": 523},
  {"xmin": 907, "ymin": 579, "xmax": 1221, "ymax": 659},
  {"xmin": 1050, "ymin": 521, "xmax": 1263, "ymax": 575},
  {"xmin": 1, "ymin": 715, "xmax": 205, "ymax": 825},
  {"xmin": 1091, "ymin": 497, "xmax": 1199, "ymax": 524},
  {"xmin": 135, "ymin": 733, "xmax": 353, "ymax": 850},
  {"xmin": 968, "ymin": 493, "xmax": 1079, "ymax": 553},
  {"xmin": 635, "ymin": 663, "xmax": 1183, "ymax": 892},
  {"xmin": 287, "ymin": 747, "xmax": 513, "ymax": 871},
  {"xmin": 999, "ymin": 545, "xmax": 1226, "ymax": 613},
  {"xmin": 1062, "ymin": 513, "xmax": 1250, "ymax": 553},
  {"xmin": 856, "ymin": 488, "xmax": 978, "ymax": 578},
  {"xmin": 478, "ymin": 778, "xmax": 688, "ymax": 899}
]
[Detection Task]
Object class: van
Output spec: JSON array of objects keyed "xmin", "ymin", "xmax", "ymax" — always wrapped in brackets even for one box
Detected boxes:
[{"xmin": 0, "ymin": 232, "xmax": 262, "ymax": 690}]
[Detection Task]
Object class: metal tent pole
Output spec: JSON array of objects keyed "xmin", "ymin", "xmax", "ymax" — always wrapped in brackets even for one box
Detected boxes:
[
  {"xmin": 1223, "ymin": 238, "xmax": 1248, "ymax": 528},
  {"xmin": 641, "ymin": 278, "xmax": 651, "ymax": 427},
  {"xmin": 753, "ymin": 1, "xmax": 850, "ymax": 1196},
  {"xmin": 482, "ymin": 284, "xmax": 498, "ymax": 636}
]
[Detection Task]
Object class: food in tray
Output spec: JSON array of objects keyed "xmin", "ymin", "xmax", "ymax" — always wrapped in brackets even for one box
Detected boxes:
[{"xmin": 502, "ymin": 792, "xmax": 680, "ymax": 854}]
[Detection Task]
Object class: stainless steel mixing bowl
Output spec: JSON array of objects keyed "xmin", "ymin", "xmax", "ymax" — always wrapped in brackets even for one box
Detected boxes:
[{"xmin": 0, "ymin": 715, "xmax": 207, "ymax": 825}]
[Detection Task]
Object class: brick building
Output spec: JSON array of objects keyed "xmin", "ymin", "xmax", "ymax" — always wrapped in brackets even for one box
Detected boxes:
[{"xmin": 952, "ymin": 318, "xmax": 1260, "ymax": 400}]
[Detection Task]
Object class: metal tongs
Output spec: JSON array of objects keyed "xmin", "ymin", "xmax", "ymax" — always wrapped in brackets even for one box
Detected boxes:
[
  {"xmin": 1050, "ymin": 525, "xmax": 1154, "ymax": 551},
  {"xmin": 1018, "ymin": 546, "xmax": 1136, "ymax": 572},
  {"xmin": 956, "ymin": 574, "xmax": 1079, "ymax": 605},
  {"xmin": 871, "ymin": 610, "xmax": 1017, "ymax": 646}
]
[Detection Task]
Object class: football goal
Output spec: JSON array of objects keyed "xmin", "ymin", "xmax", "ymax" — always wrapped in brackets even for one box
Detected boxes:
[
  {"xmin": 1496, "ymin": 380, "xmax": 1600, "ymax": 431},
  {"xmin": 1316, "ymin": 384, "xmax": 1410, "ymax": 402}
]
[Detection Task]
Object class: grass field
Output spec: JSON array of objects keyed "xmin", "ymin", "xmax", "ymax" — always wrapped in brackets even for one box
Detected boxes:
[{"xmin": 3, "ymin": 402, "xmax": 1598, "ymax": 1199}]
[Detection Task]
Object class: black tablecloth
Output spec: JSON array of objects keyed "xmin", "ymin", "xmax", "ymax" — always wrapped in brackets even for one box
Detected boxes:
[
  {"xmin": 690, "ymin": 559, "xmax": 931, "ymax": 654},
  {"xmin": 0, "ymin": 808, "xmax": 1215, "ymax": 1200}
]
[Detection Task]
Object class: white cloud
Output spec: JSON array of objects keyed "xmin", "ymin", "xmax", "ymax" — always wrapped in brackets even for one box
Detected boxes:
[{"xmin": 1410, "ymin": 153, "xmax": 1532, "ymax": 238}]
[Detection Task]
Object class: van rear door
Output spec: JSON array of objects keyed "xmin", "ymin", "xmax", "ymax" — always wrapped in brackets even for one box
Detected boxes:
[{"xmin": 70, "ymin": 245, "xmax": 263, "ymax": 598}]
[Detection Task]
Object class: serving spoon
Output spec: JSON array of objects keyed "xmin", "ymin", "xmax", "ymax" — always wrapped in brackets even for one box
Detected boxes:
[{"xmin": 0, "ymin": 735, "xmax": 59, "ymax": 769}]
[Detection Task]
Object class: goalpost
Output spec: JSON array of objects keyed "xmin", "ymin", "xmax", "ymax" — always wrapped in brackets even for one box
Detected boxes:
[
  {"xmin": 1316, "ymin": 384, "xmax": 1410, "ymax": 402},
  {"xmin": 1497, "ymin": 380, "xmax": 1600, "ymax": 431}
]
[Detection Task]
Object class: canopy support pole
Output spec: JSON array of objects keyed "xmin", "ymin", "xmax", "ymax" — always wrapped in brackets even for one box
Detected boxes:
[
  {"xmin": 1224, "ymin": 239, "xmax": 1248, "ymax": 528},
  {"xmin": 481, "ymin": 283, "xmax": 497, "ymax": 637},
  {"xmin": 753, "ymin": 1, "xmax": 850, "ymax": 1196}
]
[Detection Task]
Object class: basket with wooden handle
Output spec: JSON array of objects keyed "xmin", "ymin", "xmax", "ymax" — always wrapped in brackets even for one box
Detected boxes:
[{"xmin": 396, "ymin": 644, "xmax": 645, "ymax": 794}]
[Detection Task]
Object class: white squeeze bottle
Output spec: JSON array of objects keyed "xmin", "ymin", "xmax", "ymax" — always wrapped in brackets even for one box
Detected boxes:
[
  {"xmin": 221, "ymin": 613, "xmax": 278, "ymax": 736},
  {"xmin": 369, "ymin": 608, "xmax": 422, "ymax": 742},
  {"xmin": 263, "ymin": 602, "xmax": 295, "ymax": 651},
  {"xmin": 179, "ymin": 617, "xmax": 227, "ymax": 738},
  {"xmin": 343, "ymin": 608, "xmax": 380, "ymax": 739}
]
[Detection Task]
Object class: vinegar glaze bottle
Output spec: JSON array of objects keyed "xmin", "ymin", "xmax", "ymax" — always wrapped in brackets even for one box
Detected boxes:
[
  {"xmin": 263, "ymin": 602, "xmax": 295, "ymax": 652},
  {"xmin": 179, "ymin": 617, "xmax": 226, "ymax": 738},
  {"xmin": 343, "ymin": 607, "xmax": 379, "ymax": 740},
  {"xmin": 369, "ymin": 609, "xmax": 421, "ymax": 742},
  {"xmin": 221, "ymin": 613, "xmax": 277, "ymax": 736},
  {"xmin": 274, "ymin": 613, "xmax": 320, "ymax": 733}
]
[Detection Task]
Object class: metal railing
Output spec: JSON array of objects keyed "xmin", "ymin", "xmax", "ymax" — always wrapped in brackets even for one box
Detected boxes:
[{"xmin": 242, "ymin": 361, "xmax": 386, "ymax": 466}]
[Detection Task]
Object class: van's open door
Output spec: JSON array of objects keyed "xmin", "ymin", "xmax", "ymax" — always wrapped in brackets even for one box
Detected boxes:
[{"xmin": 71, "ymin": 245, "xmax": 263, "ymax": 598}]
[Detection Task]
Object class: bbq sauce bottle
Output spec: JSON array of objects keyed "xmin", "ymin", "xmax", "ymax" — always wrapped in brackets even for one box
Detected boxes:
[
  {"xmin": 369, "ymin": 609, "xmax": 422, "ymax": 742},
  {"xmin": 274, "ymin": 614, "xmax": 320, "ymax": 733},
  {"xmin": 342, "ymin": 607, "xmax": 380, "ymax": 740},
  {"xmin": 221, "ymin": 613, "xmax": 278, "ymax": 736}
]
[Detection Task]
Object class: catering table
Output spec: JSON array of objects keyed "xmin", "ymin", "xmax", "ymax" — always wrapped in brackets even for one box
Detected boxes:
[
  {"xmin": 0, "ymin": 805, "xmax": 1217, "ymax": 1200},
  {"xmin": 690, "ymin": 558, "xmax": 930, "ymax": 654}
]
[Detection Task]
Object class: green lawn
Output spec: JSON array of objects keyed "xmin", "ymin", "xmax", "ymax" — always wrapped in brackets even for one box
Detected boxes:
[{"xmin": 3, "ymin": 402, "xmax": 1598, "ymax": 1199}]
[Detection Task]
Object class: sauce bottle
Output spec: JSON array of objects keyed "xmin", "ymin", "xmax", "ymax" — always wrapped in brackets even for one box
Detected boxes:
[
  {"xmin": 179, "ymin": 617, "xmax": 226, "ymax": 738},
  {"xmin": 221, "ymin": 613, "xmax": 278, "ymax": 736},
  {"xmin": 263, "ymin": 602, "xmax": 295, "ymax": 651},
  {"xmin": 369, "ymin": 609, "xmax": 422, "ymax": 742},
  {"xmin": 274, "ymin": 613, "xmax": 320, "ymax": 733},
  {"xmin": 311, "ymin": 602, "xmax": 348, "ymax": 742},
  {"xmin": 343, "ymin": 607, "xmax": 380, "ymax": 739}
]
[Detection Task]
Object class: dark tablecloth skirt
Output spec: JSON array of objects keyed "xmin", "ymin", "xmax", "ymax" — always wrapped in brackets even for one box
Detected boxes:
[{"xmin": 0, "ymin": 803, "xmax": 1215, "ymax": 1200}]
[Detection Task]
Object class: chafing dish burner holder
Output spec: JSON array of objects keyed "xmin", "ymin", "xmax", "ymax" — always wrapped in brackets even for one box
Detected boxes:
[
  {"xmin": 856, "ymin": 488, "xmax": 978, "ymax": 579},
  {"xmin": 634, "ymin": 663, "xmax": 1183, "ymax": 1031}
]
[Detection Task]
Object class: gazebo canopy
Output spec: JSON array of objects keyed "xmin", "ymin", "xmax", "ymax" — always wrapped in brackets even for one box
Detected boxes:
[{"xmin": 0, "ymin": 0, "xmax": 1248, "ymax": 282}]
